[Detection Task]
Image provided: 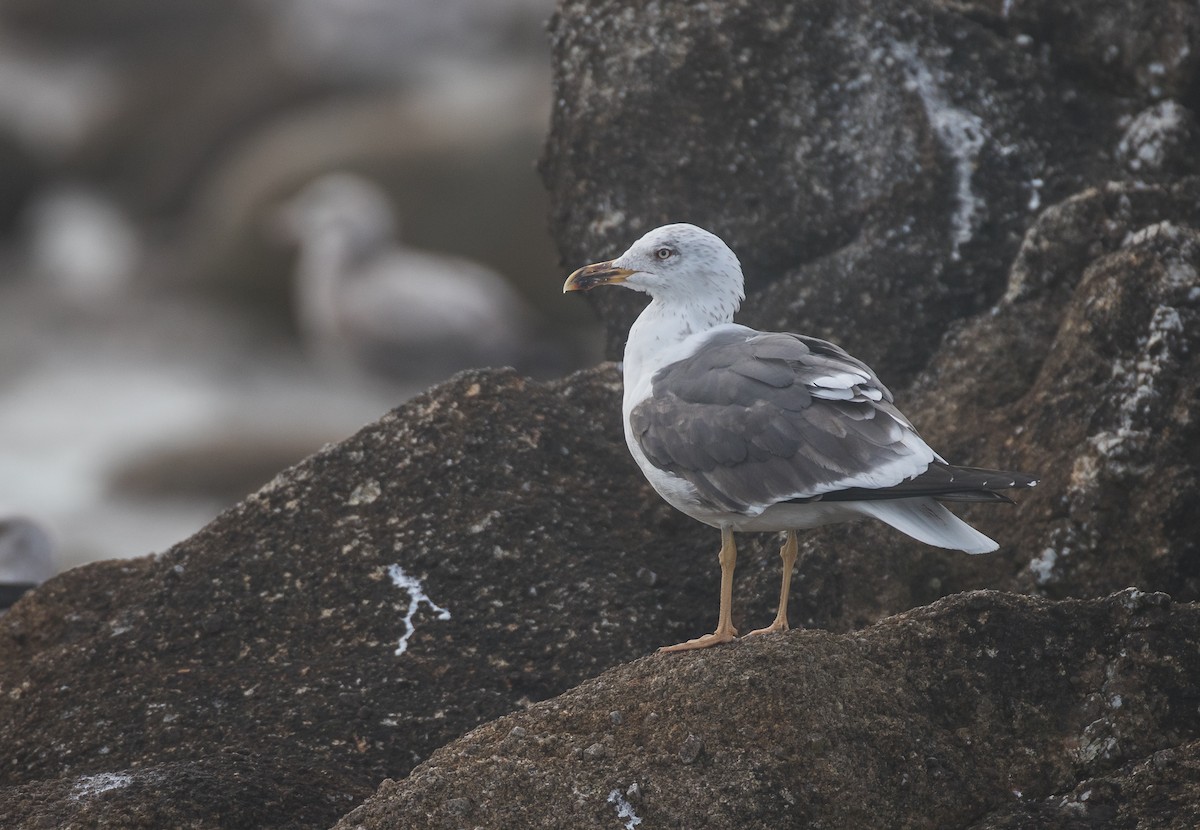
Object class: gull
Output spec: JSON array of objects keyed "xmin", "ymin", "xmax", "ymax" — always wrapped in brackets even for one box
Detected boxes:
[
  {"xmin": 278, "ymin": 173, "xmax": 535, "ymax": 382},
  {"xmin": 564, "ymin": 224, "xmax": 1036, "ymax": 652}
]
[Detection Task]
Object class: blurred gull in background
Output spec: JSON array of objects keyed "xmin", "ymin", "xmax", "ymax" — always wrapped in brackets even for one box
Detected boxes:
[
  {"xmin": 277, "ymin": 172, "xmax": 539, "ymax": 382},
  {"xmin": 0, "ymin": 0, "xmax": 589, "ymax": 575}
]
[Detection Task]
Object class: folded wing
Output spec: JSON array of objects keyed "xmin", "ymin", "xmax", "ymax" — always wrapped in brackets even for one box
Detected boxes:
[{"xmin": 628, "ymin": 328, "xmax": 939, "ymax": 515}]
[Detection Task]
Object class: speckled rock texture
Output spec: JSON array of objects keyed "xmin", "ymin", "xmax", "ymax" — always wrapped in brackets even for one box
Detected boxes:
[
  {"xmin": 332, "ymin": 590, "xmax": 1200, "ymax": 829},
  {"xmin": 542, "ymin": 0, "xmax": 1199, "ymax": 384},
  {"xmin": 4, "ymin": 0, "xmax": 1200, "ymax": 827},
  {"xmin": 0, "ymin": 368, "xmax": 713, "ymax": 829}
]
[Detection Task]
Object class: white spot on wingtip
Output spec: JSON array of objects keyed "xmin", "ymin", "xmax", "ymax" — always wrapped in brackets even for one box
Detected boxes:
[{"xmin": 387, "ymin": 564, "xmax": 451, "ymax": 656}]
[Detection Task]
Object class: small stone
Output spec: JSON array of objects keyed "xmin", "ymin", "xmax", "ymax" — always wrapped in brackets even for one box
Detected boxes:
[
  {"xmin": 609, "ymin": 710, "xmax": 624, "ymax": 725},
  {"xmin": 583, "ymin": 742, "xmax": 607, "ymax": 761},
  {"xmin": 508, "ymin": 726, "xmax": 527, "ymax": 740}
]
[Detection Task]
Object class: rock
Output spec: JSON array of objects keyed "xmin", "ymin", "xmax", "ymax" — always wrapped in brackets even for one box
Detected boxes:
[
  {"xmin": 999, "ymin": 0, "xmax": 1200, "ymax": 100},
  {"xmin": 330, "ymin": 591, "xmax": 1200, "ymax": 829},
  {"xmin": 906, "ymin": 179, "xmax": 1200, "ymax": 601},
  {"xmin": 542, "ymin": 0, "xmax": 1200, "ymax": 636},
  {"xmin": 0, "ymin": 367, "xmax": 712, "ymax": 829},
  {"xmin": 542, "ymin": 0, "xmax": 1126, "ymax": 383}
]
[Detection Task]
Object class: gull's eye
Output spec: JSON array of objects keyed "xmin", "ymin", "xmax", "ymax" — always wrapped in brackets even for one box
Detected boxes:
[{"xmin": 654, "ymin": 246, "xmax": 675, "ymax": 261}]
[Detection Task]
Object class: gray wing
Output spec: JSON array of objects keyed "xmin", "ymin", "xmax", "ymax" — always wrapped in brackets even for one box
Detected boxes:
[{"xmin": 628, "ymin": 329, "xmax": 937, "ymax": 515}]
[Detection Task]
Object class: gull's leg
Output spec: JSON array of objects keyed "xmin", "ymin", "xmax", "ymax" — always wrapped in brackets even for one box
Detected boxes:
[
  {"xmin": 747, "ymin": 530, "xmax": 798, "ymax": 636},
  {"xmin": 658, "ymin": 527, "xmax": 739, "ymax": 653}
]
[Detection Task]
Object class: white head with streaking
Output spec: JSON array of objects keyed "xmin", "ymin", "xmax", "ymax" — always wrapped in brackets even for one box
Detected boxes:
[
  {"xmin": 564, "ymin": 223, "xmax": 745, "ymax": 327},
  {"xmin": 563, "ymin": 222, "xmax": 1037, "ymax": 653},
  {"xmin": 564, "ymin": 223, "xmax": 747, "ymax": 387}
]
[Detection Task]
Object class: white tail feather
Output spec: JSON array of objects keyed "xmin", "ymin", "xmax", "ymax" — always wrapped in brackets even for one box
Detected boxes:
[{"xmin": 853, "ymin": 498, "xmax": 999, "ymax": 554}]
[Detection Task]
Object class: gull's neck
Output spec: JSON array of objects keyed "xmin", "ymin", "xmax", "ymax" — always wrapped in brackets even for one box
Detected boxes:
[
  {"xmin": 295, "ymin": 228, "xmax": 385, "ymax": 335},
  {"xmin": 623, "ymin": 294, "xmax": 736, "ymax": 397},
  {"xmin": 295, "ymin": 233, "xmax": 350, "ymax": 336}
]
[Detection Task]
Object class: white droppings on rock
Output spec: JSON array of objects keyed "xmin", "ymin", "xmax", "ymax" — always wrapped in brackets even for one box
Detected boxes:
[
  {"xmin": 607, "ymin": 788, "xmax": 643, "ymax": 829},
  {"xmin": 1027, "ymin": 178, "xmax": 1043, "ymax": 212},
  {"xmin": 387, "ymin": 563, "xmax": 451, "ymax": 656},
  {"xmin": 1122, "ymin": 220, "xmax": 1186, "ymax": 249},
  {"xmin": 892, "ymin": 42, "xmax": 987, "ymax": 260},
  {"xmin": 1029, "ymin": 547, "xmax": 1059, "ymax": 585},
  {"xmin": 1118, "ymin": 587, "xmax": 1148, "ymax": 611},
  {"xmin": 70, "ymin": 771, "xmax": 134, "ymax": 801},
  {"xmin": 1095, "ymin": 305, "xmax": 1182, "ymax": 463}
]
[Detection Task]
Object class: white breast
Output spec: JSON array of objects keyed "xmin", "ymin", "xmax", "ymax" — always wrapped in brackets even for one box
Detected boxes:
[{"xmin": 620, "ymin": 320, "xmax": 755, "ymax": 528}]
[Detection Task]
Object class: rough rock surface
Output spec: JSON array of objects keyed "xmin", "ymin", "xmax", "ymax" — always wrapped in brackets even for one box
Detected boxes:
[
  {"xmin": 0, "ymin": 368, "xmax": 711, "ymax": 829},
  {"xmin": 542, "ymin": 0, "xmax": 1198, "ymax": 384},
  {"xmin": 333, "ymin": 590, "xmax": 1200, "ymax": 829}
]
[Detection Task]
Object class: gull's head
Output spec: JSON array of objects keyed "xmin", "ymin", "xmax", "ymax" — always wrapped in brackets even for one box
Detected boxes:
[
  {"xmin": 275, "ymin": 173, "xmax": 397, "ymax": 253},
  {"xmin": 563, "ymin": 224, "xmax": 745, "ymax": 317}
]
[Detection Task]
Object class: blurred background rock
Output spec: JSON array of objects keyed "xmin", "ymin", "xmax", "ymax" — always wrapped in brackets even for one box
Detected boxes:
[{"xmin": 0, "ymin": 0, "xmax": 600, "ymax": 570}]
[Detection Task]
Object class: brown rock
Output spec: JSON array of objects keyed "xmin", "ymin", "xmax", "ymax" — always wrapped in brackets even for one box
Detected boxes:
[
  {"xmin": 330, "ymin": 590, "xmax": 1200, "ymax": 829},
  {"xmin": 0, "ymin": 367, "xmax": 711, "ymax": 829}
]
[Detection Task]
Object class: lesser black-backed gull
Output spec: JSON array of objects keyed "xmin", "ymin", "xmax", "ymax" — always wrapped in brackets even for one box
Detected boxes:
[{"xmin": 564, "ymin": 223, "xmax": 1036, "ymax": 652}]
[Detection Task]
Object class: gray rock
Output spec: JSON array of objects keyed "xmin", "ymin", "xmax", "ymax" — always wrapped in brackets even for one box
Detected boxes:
[{"xmin": 1116, "ymin": 101, "xmax": 1200, "ymax": 176}]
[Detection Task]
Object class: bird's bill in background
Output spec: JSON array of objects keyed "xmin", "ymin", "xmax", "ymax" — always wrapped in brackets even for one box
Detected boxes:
[{"xmin": 562, "ymin": 261, "xmax": 636, "ymax": 292}]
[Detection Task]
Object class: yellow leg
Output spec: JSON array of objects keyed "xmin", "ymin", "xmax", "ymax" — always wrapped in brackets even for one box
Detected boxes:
[
  {"xmin": 658, "ymin": 527, "xmax": 739, "ymax": 652},
  {"xmin": 748, "ymin": 530, "xmax": 798, "ymax": 636}
]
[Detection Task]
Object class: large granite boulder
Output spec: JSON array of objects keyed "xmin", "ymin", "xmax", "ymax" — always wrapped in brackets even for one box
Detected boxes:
[
  {"xmin": 0, "ymin": 368, "xmax": 707, "ymax": 828},
  {"xmin": 542, "ymin": 0, "xmax": 1199, "ymax": 383},
  {"xmin": 333, "ymin": 590, "xmax": 1200, "ymax": 829}
]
